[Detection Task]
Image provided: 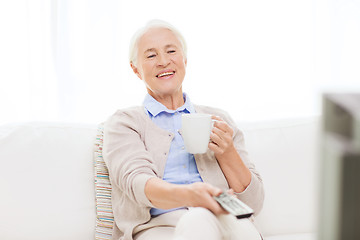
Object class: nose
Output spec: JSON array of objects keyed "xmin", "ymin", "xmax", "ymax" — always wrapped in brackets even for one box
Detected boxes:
[{"xmin": 157, "ymin": 53, "xmax": 170, "ymax": 67}]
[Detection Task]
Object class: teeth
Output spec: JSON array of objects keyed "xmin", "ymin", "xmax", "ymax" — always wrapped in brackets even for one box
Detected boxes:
[{"xmin": 158, "ymin": 71, "xmax": 174, "ymax": 77}]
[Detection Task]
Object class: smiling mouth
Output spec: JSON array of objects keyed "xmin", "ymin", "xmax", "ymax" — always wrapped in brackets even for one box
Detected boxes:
[{"xmin": 156, "ymin": 71, "xmax": 175, "ymax": 78}]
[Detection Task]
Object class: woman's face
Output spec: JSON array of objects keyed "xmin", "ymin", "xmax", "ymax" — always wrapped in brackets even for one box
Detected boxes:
[{"xmin": 132, "ymin": 27, "xmax": 187, "ymax": 99}]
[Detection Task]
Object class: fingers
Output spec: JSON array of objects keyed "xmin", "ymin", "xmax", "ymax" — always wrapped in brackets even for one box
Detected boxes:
[
  {"xmin": 209, "ymin": 116, "xmax": 235, "ymax": 155},
  {"xmin": 209, "ymin": 130, "xmax": 230, "ymax": 154},
  {"xmin": 207, "ymin": 191, "xmax": 229, "ymax": 215},
  {"xmin": 209, "ymin": 137, "xmax": 225, "ymax": 155},
  {"xmin": 227, "ymin": 188, "xmax": 235, "ymax": 195},
  {"xmin": 211, "ymin": 201, "xmax": 229, "ymax": 215},
  {"xmin": 211, "ymin": 116, "xmax": 233, "ymax": 134},
  {"xmin": 209, "ymin": 185, "xmax": 223, "ymax": 197},
  {"xmin": 210, "ymin": 128, "xmax": 230, "ymax": 147}
]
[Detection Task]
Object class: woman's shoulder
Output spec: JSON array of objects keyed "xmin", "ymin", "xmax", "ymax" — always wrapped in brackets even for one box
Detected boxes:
[
  {"xmin": 194, "ymin": 104, "xmax": 230, "ymax": 118},
  {"xmin": 111, "ymin": 106, "xmax": 145, "ymax": 117},
  {"xmin": 194, "ymin": 104, "xmax": 237, "ymax": 127},
  {"xmin": 106, "ymin": 106, "xmax": 147, "ymax": 127}
]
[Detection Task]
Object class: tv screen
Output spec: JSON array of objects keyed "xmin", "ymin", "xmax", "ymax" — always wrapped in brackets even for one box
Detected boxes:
[{"xmin": 318, "ymin": 93, "xmax": 360, "ymax": 240}]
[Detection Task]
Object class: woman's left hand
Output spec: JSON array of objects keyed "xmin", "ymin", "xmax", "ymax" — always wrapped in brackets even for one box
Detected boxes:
[{"xmin": 208, "ymin": 116, "xmax": 236, "ymax": 157}]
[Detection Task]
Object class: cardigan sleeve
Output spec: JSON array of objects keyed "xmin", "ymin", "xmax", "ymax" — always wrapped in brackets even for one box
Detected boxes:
[{"xmin": 103, "ymin": 109, "xmax": 157, "ymax": 208}]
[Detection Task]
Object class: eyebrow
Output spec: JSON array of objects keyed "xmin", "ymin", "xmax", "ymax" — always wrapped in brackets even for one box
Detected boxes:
[
  {"xmin": 144, "ymin": 48, "xmax": 156, "ymax": 54},
  {"xmin": 164, "ymin": 44, "xmax": 177, "ymax": 49},
  {"xmin": 143, "ymin": 44, "xmax": 178, "ymax": 54}
]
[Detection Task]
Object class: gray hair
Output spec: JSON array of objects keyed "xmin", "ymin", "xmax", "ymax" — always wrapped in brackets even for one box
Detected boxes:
[{"xmin": 129, "ymin": 19, "xmax": 187, "ymax": 67}]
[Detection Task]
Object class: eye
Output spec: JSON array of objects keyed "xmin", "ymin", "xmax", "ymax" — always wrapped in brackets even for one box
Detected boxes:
[
  {"xmin": 147, "ymin": 54, "xmax": 156, "ymax": 59},
  {"xmin": 168, "ymin": 50, "xmax": 176, "ymax": 54}
]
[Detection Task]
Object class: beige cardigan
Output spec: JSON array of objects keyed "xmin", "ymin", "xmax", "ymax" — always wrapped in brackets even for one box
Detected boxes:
[{"xmin": 103, "ymin": 105, "xmax": 264, "ymax": 240}]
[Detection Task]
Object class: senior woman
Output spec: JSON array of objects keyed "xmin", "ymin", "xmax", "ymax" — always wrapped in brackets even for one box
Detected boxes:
[{"xmin": 103, "ymin": 20, "xmax": 264, "ymax": 240}]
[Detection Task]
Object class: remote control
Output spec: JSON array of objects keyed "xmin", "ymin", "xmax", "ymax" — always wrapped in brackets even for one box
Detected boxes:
[{"xmin": 214, "ymin": 192, "xmax": 254, "ymax": 219}]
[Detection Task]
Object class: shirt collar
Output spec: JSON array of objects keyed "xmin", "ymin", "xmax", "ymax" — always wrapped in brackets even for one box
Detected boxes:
[{"xmin": 143, "ymin": 93, "xmax": 195, "ymax": 117}]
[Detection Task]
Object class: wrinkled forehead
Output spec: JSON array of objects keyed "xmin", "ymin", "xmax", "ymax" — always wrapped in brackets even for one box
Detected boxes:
[{"xmin": 137, "ymin": 27, "xmax": 183, "ymax": 52}]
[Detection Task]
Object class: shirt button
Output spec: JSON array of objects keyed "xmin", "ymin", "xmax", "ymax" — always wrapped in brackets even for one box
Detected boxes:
[{"xmin": 183, "ymin": 165, "xmax": 186, "ymax": 168}]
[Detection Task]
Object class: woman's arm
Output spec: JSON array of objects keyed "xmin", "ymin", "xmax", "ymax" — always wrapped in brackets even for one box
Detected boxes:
[
  {"xmin": 209, "ymin": 116, "xmax": 252, "ymax": 192},
  {"xmin": 144, "ymin": 177, "xmax": 228, "ymax": 215},
  {"xmin": 103, "ymin": 109, "xmax": 159, "ymax": 207},
  {"xmin": 207, "ymin": 112, "xmax": 264, "ymax": 214}
]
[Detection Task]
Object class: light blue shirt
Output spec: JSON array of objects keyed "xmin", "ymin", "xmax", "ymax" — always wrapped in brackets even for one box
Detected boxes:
[{"xmin": 143, "ymin": 93, "xmax": 203, "ymax": 216}]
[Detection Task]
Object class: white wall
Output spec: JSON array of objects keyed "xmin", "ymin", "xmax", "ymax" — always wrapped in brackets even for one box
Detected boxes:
[{"xmin": 1, "ymin": 0, "xmax": 359, "ymax": 124}]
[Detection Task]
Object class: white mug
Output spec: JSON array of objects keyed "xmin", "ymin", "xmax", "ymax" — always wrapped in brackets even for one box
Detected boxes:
[{"xmin": 181, "ymin": 113, "xmax": 213, "ymax": 154}]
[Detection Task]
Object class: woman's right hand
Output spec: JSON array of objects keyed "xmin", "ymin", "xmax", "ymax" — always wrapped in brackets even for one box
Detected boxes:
[{"xmin": 182, "ymin": 182, "xmax": 228, "ymax": 215}]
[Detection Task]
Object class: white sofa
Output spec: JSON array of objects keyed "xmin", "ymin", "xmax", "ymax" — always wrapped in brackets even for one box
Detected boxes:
[{"xmin": 0, "ymin": 117, "xmax": 320, "ymax": 240}]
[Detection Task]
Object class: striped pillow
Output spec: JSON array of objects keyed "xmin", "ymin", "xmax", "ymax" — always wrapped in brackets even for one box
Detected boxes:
[{"xmin": 94, "ymin": 123, "xmax": 114, "ymax": 239}]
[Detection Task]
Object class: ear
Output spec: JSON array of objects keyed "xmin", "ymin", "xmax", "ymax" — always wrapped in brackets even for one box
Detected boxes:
[
  {"xmin": 185, "ymin": 58, "xmax": 187, "ymax": 66},
  {"xmin": 130, "ymin": 62, "xmax": 143, "ymax": 80}
]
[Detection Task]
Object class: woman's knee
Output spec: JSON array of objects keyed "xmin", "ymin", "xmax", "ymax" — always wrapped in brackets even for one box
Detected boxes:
[
  {"xmin": 174, "ymin": 208, "xmax": 222, "ymax": 240},
  {"xmin": 178, "ymin": 207, "xmax": 217, "ymax": 226},
  {"xmin": 134, "ymin": 226, "xmax": 175, "ymax": 240},
  {"xmin": 218, "ymin": 216, "xmax": 262, "ymax": 240}
]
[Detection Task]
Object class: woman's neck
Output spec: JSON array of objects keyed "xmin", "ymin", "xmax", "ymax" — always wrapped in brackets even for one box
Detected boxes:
[{"xmin": 148, "ymin": 90, "xmax": 184, "ymax": 110}]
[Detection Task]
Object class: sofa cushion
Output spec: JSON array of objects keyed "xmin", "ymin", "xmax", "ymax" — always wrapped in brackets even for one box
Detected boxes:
[
  {"xmin": 0, "ymin": 122, "xmax": 97, "ymax": 240},
  {"xmin": 239, "ymin": 118, "xmax": 320, "ymax": 237}
]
